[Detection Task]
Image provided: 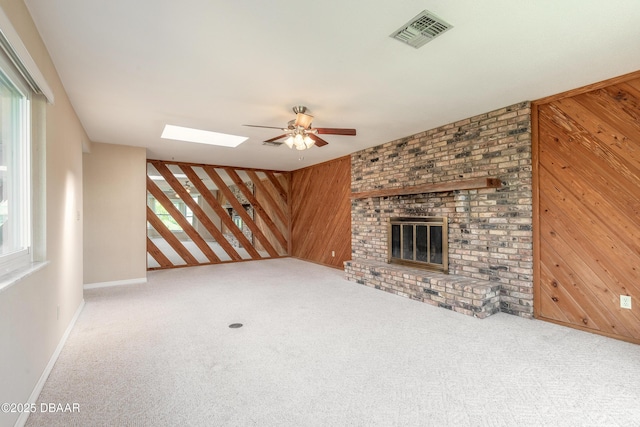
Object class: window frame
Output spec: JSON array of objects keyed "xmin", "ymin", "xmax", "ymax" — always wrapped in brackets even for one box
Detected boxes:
[{"xmin": 0, "ymin": 47, "xmax": 32, "ymax": 277}]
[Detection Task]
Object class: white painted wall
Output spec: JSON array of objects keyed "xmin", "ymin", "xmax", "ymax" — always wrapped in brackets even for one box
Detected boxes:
[
  {"xmin": 83, "ymin": 142, "xmax": 147, "ymax": 285},
  {"xmin": 0, "ymin": 1, "xmax": 87, "ymax": 425}
]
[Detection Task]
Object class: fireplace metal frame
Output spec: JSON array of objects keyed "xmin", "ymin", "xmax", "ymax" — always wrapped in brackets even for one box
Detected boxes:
[{"xmin": 387, "ymin": 217, "xmax": 448, "ymax": 273}]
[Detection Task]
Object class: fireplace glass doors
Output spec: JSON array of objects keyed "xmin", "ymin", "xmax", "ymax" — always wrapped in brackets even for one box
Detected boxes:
[{"xmin": 388, "ymin": 217, "xmax": 448, "ymax": 273}]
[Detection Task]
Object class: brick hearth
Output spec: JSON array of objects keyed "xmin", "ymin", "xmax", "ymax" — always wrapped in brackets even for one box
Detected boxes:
[{"xmin": 345, "ymin": 260, "xmax": 501, "ymax": 318}]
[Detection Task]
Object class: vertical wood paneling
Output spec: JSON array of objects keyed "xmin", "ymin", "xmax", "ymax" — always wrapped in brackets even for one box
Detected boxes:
[
  {"xmin": 147, "ymin": 160, "xmax": 290, "ymax": 270},
  {"xmin": 534, "ymin": 72, "xmax": 640, "ymax": 344},
  {"xmin": 290, "ymin": 156, "xmax": 351, "ymax": 269}
]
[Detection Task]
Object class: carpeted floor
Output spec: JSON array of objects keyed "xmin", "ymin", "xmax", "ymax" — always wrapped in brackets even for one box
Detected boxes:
[{"xmin": 26, "ymin": 258, "xmax": 640, "ymax": 426}]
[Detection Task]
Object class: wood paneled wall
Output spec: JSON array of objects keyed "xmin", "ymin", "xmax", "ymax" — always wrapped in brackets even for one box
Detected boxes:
[
  {"xmin": 533, "ymin": 70, "xmax": 640, "ymax": 344},
  {"xmin": 146, "ymin": 160, "xmax": 290, "ymax": 270},
  {"xmin": 290, "ymin": 156, "xmax": 351, "ymax": 269}
]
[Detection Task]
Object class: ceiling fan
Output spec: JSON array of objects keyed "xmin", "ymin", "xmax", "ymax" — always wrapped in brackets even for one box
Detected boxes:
[{"xmin": 243, "ymin": 106, "xmax": 356, "ymax": 150}]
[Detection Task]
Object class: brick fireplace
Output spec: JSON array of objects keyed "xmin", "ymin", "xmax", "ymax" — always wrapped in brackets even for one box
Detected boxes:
[{"xmin": 344, "ymin": 102, "xmax": 533, "ymax": 318}]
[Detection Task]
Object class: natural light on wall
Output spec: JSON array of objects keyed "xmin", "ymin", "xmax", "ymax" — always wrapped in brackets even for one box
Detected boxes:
[{"xmin": 161, "ymin": 124, "xmax": 247, "ymax": 147}]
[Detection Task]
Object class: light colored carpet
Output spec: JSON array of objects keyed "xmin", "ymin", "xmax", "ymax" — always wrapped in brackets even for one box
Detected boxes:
[{"xmin": 26, "ymin": 258, "xmax": 640, "ymax": 426}]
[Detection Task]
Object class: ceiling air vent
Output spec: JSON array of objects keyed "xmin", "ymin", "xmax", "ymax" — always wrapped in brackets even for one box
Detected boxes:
[{"xmin": 390, "ymin": 10, "xmax": 453, "ymax": 49}]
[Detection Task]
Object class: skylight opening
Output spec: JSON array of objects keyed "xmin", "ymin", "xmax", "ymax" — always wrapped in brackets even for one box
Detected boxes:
[
  {"xmin": 149, "ymin": 174, "xmax": 187, "ymax": 181},
  {"xmin": 161, "ymin": 124, "xmax": 247, "ymax": 147}
]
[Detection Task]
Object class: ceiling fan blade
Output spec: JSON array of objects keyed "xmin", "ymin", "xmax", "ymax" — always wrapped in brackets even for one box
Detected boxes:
[
  {"xmin": 264, "ymin": 134, "xmax": 288, "ymax": 143},
  {"xmin": 315, "ymin": 128, "xmax": 356, "ymax": 136},
  {"xmin": 294, "ymin": 113, "xmax": 314, "ymax": 129},
  {"xmin": 308, "ymin": 133, "xmax": 329, "ymax": 147},
  {"xmin": 243, "ymin": 124, "xmax": 287, "ymax": 130}
]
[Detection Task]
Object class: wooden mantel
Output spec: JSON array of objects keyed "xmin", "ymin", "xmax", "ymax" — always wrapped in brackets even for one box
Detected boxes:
[{"xmin": 351, "ymin": 177, "xmax": 501, "ymax": 200}]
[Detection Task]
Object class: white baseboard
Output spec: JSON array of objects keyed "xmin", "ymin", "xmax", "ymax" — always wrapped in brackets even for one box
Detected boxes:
[
  {"xmin": 15, "ymin": 299, "xmax": 85, "ymax": 427},
  {"xmin": 83, "ymin": 277, "xmax": 147, "ymax": 290}
]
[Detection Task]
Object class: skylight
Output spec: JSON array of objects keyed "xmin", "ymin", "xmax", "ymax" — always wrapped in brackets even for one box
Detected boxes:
[
  {"xmin": 161, "ymin": 124, "xmax": 248, "ymax": 147},
  {"xmin": 149, "ymin": 174, "xmax": 187, "ymax": 181}
]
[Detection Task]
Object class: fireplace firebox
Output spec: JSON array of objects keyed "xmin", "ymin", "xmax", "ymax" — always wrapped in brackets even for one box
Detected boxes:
[{"xmin": 388, "ymin": 217, "xmax": 448, "ymax": 273}]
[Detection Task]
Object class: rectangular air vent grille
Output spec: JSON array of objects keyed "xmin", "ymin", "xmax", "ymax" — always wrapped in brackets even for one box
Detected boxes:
[{"xmin": 390, "ymin": 10, "xmax": 453, "ymax": 49}]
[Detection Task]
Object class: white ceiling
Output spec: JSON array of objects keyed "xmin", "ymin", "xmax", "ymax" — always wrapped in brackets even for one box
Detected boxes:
[{"xmin": 24, "ymin": 0, "xmax": 640, "ymax": 172}]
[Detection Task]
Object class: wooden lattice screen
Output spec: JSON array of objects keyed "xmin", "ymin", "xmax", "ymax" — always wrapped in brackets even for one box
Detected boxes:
[{"xmin": 146, "ymin": 159, "xmax": 290, "ymax": 270}]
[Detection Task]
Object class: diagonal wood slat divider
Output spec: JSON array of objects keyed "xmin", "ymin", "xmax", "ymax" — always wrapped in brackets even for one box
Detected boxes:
[
  {"xmin": 147, "ymin": 237, "xmax": 173, "ymax": 268},
  {"xmin": 152, "ymin": 162, "xmax": 242, "ymax": 261},
  {"xmin": 146, "ymin": 159, "xmax": 290, "ymax": 270},
  {"xmin": 146, "ymin": 206, "xmax": 199, "ymax": 265},
  {"xmin": 179, "ymin": 165, "xmax": 261, "ymax": 260},
  {"xmin": 254, "ymin": 172, "xmax": 290, "ymax": 255},
  {"xmin": 245, "ymin": 170, "xmax": 288, "ymax": 228},
  {"xmin": 224, "ymin": 168, "xmax": 288, "ymax": 252},
  {"xmin": 264, "ymin": 171, "xmax": 288, "ymax": 204},
  {"xmin": 202, "ymin": 166, "xmax": 281, "ymax": 258},
  {"xmin": 147, "ymin": 176, "xmax": 222, "ymax": 263}
]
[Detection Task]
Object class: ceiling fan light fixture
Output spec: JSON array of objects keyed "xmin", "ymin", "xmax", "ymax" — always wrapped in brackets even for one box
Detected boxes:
[
  {"xmin": 284, "ymin": 135, "xmax": 294, "ymax": 149},
  {"xmin": 293, "ymin": 134, "xmax": 306, "ymax": 150},
  {"xmin": 303, "ymin": 135, "xmax": 315, "ymax": 149},
  {"xmin": 245, "ymin": 105, "xmax": 356, "ymax": 150}
]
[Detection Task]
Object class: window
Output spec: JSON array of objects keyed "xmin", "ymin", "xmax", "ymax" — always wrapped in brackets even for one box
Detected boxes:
[
  {"xmin": 0, "ymin": 51, "xmax": 31, "ymax": 275},
  {"xmin": 0, "ymin": 8, "xmax": 52, "ymax": 286}
]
